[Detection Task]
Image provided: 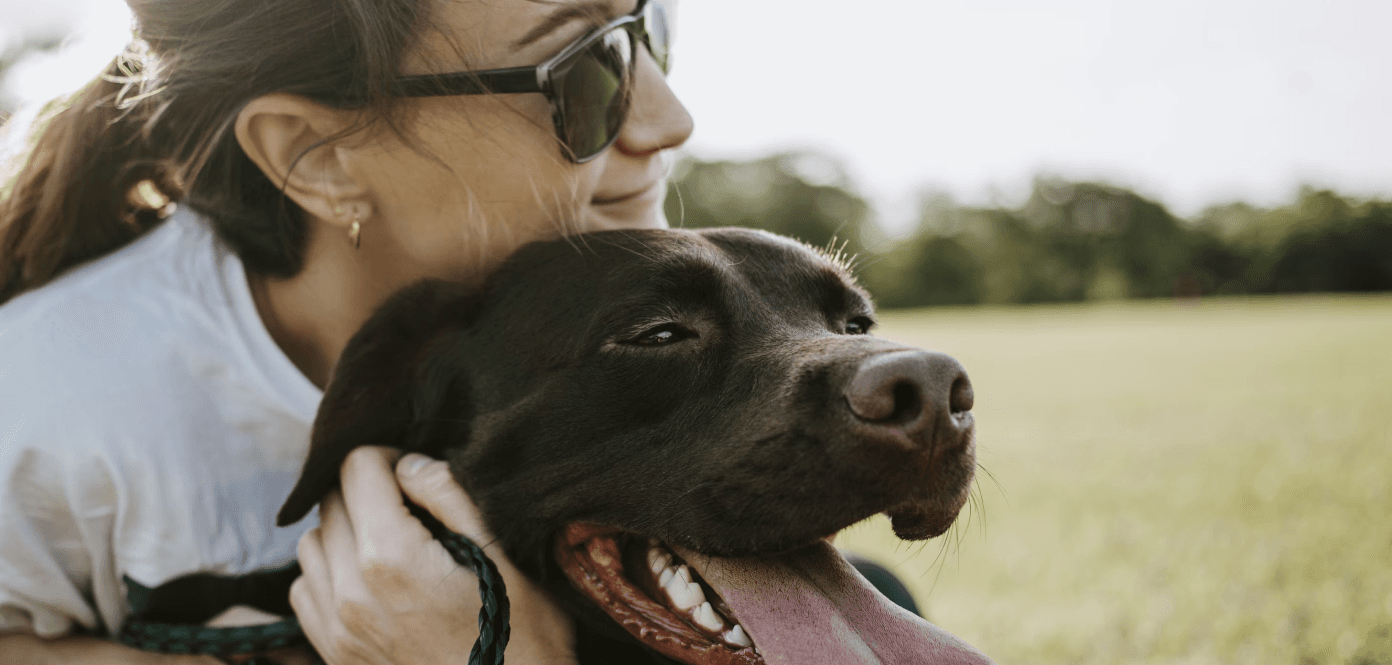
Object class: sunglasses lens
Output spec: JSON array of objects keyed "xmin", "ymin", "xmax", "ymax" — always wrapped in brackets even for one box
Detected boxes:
[
  {"xmin": 644, "ymin": 0, "xmax": 673, "ymax": 73},
  {"xmin": 558, "ymin": 28, "xmax": 633, "ymax": 160}
]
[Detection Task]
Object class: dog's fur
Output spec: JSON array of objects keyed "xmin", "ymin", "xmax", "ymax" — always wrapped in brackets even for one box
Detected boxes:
[{"xmin": 278, "ymin": 228, "xmax": 977, "ymax": 662}]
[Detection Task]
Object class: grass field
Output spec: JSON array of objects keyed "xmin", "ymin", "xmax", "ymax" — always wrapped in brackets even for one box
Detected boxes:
[{"xmin": 835, "ymin": 295, "xmax": 1392, "ymax": 665}]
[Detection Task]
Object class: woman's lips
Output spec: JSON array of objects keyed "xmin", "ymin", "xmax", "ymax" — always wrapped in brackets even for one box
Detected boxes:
[{"xmin": 592, "ymin": 181, "xmax": 662, "ymax": 206}]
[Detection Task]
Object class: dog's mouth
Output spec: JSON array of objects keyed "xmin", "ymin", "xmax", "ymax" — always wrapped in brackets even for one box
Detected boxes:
[
  {"xmin": 555, "ymin": 522, "xmax": 994, "ymax": 665},
  {"xmin": 556, "ymin": 524, "xmax": 762, "ymax": 664}
]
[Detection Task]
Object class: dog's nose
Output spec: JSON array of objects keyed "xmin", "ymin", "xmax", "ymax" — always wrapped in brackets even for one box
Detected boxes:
[{"xmin": 844, "ymin": 350, "xmax": 973, "ymax": 438}]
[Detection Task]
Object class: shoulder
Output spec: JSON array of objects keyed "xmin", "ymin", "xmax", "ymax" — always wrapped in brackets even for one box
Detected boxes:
[
  {"xmin": 1, "ymin": 206, "xmax": 229, "ymax": 327},
  {"xmin": 0, "ymin": 209, "xmax": 247, "ymax": 441}
]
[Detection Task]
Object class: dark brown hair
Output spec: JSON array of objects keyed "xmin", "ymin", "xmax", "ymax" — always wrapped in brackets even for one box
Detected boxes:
[{"xmin": 0, "ymin": 0, "xmax": 429, "ymax": 304}]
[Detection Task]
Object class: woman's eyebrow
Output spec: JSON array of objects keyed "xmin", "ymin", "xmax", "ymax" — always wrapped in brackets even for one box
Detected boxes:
[{"xmin": 513, "ymin": 0, "xmax": 618, "ymax": 49}]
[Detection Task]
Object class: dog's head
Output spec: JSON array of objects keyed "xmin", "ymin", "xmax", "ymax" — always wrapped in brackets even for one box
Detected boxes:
[{"xmin": 278, "ymin": 228, "xmax": 985, "ymax": 664}]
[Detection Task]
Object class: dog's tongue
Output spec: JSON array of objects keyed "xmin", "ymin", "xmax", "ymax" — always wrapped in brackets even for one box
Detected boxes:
[{"xmin": 673, "ymin": 542, "xmax": 994, "ymax": 665}]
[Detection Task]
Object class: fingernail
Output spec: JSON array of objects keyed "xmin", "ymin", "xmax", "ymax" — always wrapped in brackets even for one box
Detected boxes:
[{"xmin": 399, "ymin": 453, "xmax": 433, "ymax": 477}]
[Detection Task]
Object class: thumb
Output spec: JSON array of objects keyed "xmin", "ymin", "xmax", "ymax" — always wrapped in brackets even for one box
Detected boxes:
[{"xmin": 396, "ymin": 453, "xmax": 493, "ymax": 544}]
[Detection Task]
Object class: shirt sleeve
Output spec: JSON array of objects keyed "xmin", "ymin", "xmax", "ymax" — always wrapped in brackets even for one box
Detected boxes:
[{"xmin": 0, "ymin": 430, "xmax": 118, "ymax": 638}]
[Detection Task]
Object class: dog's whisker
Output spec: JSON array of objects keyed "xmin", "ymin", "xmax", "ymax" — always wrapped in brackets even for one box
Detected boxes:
[
  {"xmin": 976, "ymin": 462, "xmax": 1008, "ymax": 504},
  {"xmin": 971, "ymin": 478, "xmax": 990, "ymax": 544},
  {"xmin": 643, "ymin": 480, "xmax": 731, "ymax": 533},
  {"xmin": 852, "ymin": 253, "xmax": 890, "ymax": 273}
]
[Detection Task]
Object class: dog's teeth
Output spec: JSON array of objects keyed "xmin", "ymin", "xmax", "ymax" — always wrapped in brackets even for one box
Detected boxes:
[
  {"xmin": 694, "ymin": 601, "xmax": 726, "ymax": 632},
  {"xmin": 670, "ymin": 580, "xmax": 703, "ymax": 611},
  {"xmin": 661, "ymin": 567, "xmax": 684, "ymax": 593},
  {"xmin": 665, "ymin": 573, "xmax": 704, "ymax": 611},
  {"xmin": 670, "ymin": 587, "xmax": 696, "ymax": 612},
  {"xmin": 667, "ymin": 566, "xmax": 704, "ymax": 611},
  {"xmin": 647, "ymin": 548, "xmax": 670, "ymax": 575},
  {"xmin": 725, "ymin": 624, "xmax": 753, "ymax": 648},
  {"xmin": 685, "ymin": 581, "xmax": 706, "ymax": 608}
]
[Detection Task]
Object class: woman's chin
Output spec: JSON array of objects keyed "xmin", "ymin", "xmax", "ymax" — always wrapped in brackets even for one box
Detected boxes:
[{"xmin": 586, "ymin": 192, "xmax": 669, "ymax": 231}]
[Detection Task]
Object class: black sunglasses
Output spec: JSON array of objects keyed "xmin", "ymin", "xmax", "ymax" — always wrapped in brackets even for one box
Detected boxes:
[{"xmin": 394, "ymin": 0, "xmax": 673, "ymax": 163}]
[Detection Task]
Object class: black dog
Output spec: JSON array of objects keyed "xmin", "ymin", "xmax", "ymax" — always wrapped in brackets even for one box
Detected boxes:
[{"xmin": 277, "ymin": 228, "xmax": 992, "ymax": 665}]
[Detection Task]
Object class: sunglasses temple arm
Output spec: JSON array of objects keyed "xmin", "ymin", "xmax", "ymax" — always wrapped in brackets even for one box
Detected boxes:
[{"xmin": 395, "ymin": 67, "xmax": 543, "ymax": 97}]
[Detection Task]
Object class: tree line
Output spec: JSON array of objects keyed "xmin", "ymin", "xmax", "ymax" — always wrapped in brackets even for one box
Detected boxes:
[{"xmin": 664, "ymin": 151, "xmax": 1392, "ymax": 309}]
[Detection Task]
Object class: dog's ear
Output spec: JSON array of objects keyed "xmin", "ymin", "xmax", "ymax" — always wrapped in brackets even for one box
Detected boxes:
[{"xmin": 277, "ymin": 280, "xmax": 478, "ymax": 526}]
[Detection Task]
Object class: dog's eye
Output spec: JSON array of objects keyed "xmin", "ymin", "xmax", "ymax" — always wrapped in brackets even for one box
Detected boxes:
[
  {"xmin": 633, "ymin": 324, "xmax": 695, "ymax": 346},
  {"xmin": 844, "ymin": 316, "xmax": 875, "ymax": 335}
]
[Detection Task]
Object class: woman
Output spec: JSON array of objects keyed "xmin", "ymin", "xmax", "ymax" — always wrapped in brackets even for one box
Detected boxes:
[{"xmin": 0, "ymin": 0, "xmax": 692, "ymax": 661}]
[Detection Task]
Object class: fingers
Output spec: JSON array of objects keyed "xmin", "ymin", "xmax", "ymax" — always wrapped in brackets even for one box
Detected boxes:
[
  {"xmin": 290, "ymin": 450, "xmax": 503, "ymax": 665},
  {"xmin": 337, "ymin": 447, "xmax": 424, "ymax": 561},
  {"xmin": 292, "ymin": 449, "xmax": 580, "ymax": 665},
  {"xmin": 290, "ymin": 531, "xmax": 329, "ymax": 658},
  {"xmin": 293, "ymin": 527, "xmax": 328, "ymax": 611},
  {"xmin": 318, "ymin": 492, "xmax": 371, "ymax": 602},
  {"xmin": 393, "ymin": 454, "xmax": 578, "ymax": 662},
  {"xmin": 395, "ymin": 453, "xmax": 492, "ymax": 545},
  {"xmin": 337, "ymin": 446, "xmax": 482, "ymax": 548},
  {"xmin": 337, "ymin": 446, "xmax": 406, "ymax": 525}
]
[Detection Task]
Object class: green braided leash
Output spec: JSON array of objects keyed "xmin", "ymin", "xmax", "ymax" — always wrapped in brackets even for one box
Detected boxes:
[
  {"xmin": 406, "ymin": 499, "xmax": 512, "ymax": 665},
  {"xmin": 117, "ymin": 614, "xmax": 306, "ymax": 659},
  {"xmin": 117, "ymin": 502, "xmax": 511, "ymax": 665}
]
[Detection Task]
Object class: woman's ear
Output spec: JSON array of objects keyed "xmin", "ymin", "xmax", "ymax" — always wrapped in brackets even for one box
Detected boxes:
[{"xmin": 234, "ymin": 93, "xmax": 371, "ymax": 226}]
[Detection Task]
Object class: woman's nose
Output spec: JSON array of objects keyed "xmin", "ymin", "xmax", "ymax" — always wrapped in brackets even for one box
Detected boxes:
[{"xmin": 614, "ymin": 49, "xmax": 694, "ymax": 157}]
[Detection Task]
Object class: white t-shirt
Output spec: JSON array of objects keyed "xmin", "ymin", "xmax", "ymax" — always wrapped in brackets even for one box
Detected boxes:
[{"xmin": 0, "ymin": 208, "xmax": 323, "ymax": 637}]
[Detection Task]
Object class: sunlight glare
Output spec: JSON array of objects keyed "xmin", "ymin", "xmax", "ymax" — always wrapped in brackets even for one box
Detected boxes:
[{"xmin": 4, "ymin": 0, "xmax": 135, "ymax": 108}]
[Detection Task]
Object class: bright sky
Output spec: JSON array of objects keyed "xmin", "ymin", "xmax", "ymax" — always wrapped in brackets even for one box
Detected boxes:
[{"xmin": 4, "ymin": 0, "xmax": 1391, "ymax": 227}]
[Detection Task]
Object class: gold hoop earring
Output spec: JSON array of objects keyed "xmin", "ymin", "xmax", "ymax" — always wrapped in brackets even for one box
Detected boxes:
[{"xmin": 347, "ymin": 218, "xmax": 362, "ymax": 249}]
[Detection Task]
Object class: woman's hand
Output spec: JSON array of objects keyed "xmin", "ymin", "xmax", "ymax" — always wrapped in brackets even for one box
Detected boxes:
[{"xmin": 290, "ymin": 446, "xmax": 578, "ymax": 665}]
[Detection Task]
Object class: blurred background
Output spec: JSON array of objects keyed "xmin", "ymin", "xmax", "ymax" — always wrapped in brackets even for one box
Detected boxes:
[{"xmin": 3, "ymin": 0, "xmax": 1390, "ymax": 663}]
